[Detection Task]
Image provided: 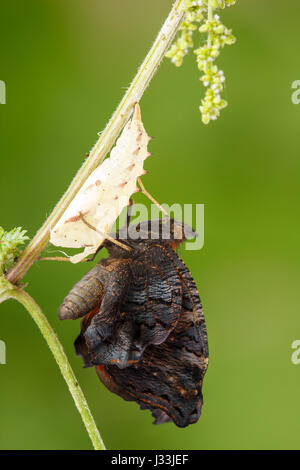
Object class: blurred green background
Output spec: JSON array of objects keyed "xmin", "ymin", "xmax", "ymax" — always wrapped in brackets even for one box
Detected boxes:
[{"xmin": 1, "ymin": 0, "xmax": 300, "ymax": 450}]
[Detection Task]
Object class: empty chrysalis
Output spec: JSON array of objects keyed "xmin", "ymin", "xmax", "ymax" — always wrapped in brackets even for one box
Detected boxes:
[{"xmin": 50, "ymin": 104, "xmax": 151, "ymax": 263}]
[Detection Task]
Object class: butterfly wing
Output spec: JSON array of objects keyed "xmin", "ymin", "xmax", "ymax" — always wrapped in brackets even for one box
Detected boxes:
[
  {"xmin": 97, "ymin": 304, "xmax": 207, "ymax": 428},
  {"xmin": 163, "ymin": 244, "xmax": 209, "ymax": 360},
  {"xmin": 61, "ymin": 221, "xmax": 208, "ymax": 427},
  {"xmin": 96, "ymin": 245, "xmax": 208, "ymax": 427},
  {"xmin": 77, "ymin": 249, "xmax": 183, "ymax": 368}
]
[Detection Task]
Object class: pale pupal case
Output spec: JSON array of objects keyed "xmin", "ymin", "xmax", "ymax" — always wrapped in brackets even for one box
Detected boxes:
[{"xmin": 50, "ymin": 104, "xmax": 150, "ymax": 263}]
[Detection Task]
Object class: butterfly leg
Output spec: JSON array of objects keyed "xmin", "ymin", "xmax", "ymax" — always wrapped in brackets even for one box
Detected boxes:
[{"xmin": 79, "ymin": 212, "xmax": 131, "ymax": 252}]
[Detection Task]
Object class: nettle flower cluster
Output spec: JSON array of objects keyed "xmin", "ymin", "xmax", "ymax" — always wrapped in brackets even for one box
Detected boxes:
[
  {"xmin": 166, "ymin": 0, "xmax": 236, "ymax": 124},
  {"xmin": 0, "ymin": 226, "xmax": 29, "ymax": 274}
]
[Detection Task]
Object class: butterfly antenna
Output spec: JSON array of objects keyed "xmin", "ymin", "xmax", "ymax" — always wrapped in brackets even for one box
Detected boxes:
[
  {"xmin": 79, "ymin": 212, "xmax": 131, "ymax": 252},
  {"xmin": 137, "ymin": 177, "xmax": 169, "ymax": 217}
]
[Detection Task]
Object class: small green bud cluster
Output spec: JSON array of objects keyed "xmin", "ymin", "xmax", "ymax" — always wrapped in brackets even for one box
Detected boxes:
[
  {"xmin": 196, "ymin": 12, "xmax": 236, "ymax": 123},
  {"xmin": 166, "ymin": 3, "xmax": 203, "ymax": 67},
  {"xmin": 0, "ymin": 226, "xmax": 29, "ymax": 273},
  {"xmin": 166, "ymin": 0, "xmax": 236, "ymax": 124}
]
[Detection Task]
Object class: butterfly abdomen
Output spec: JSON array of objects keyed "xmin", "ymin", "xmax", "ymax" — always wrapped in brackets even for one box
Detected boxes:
[{"xmin": 58, "ymin": 264, "xmax": 108, "ymax": 320}]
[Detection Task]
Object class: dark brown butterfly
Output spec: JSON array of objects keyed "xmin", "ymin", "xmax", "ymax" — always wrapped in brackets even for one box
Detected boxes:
[{"xmin": 58, "ymin": 216, "xmax": 209, "ymax": 427}]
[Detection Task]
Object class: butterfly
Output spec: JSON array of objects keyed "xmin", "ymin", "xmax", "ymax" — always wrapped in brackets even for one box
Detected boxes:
[{"xmin": 58, "ymin": 215, "xmax": 209, "ymax": 427}]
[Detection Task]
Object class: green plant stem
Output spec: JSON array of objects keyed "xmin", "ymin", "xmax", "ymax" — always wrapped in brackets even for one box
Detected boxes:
[
  {"xmin": 6, "ymin": 0, "xmax": 186, "ymax": 285},
  {"xmin": 0, "ymin": 276, "xmax": 105, "ymax": 450}
]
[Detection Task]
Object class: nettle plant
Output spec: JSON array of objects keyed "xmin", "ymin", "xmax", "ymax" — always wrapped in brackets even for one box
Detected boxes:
[{"xmin": 0, "ymin": 0, "xmax": 237, "ymax": 450}]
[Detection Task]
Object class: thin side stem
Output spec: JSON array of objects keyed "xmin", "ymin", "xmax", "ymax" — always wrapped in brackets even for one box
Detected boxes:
[
  {"xmin": 1, "ymin": 280, "xmax": 105, "ymax": 450},
  {"xmin": 137, "ymin": 177, "xmax": 169, "ymax": 216},
  {"xmin": 6, "ymin": 0, "xmax": 186, "ymax": 285}
]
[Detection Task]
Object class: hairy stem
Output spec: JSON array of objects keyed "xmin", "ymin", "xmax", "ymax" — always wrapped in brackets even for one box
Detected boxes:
[
  {"xmin": 0, "ymin": 276, "xmax": 105, "ymax": 450},
  {"xmin": 6, "ymin": 0, "xmax": 186, "ymax": 285}
]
